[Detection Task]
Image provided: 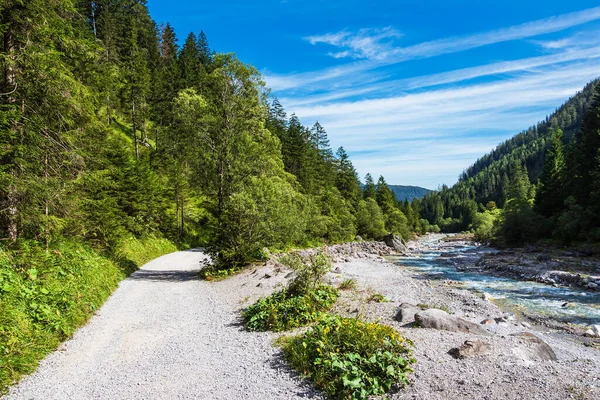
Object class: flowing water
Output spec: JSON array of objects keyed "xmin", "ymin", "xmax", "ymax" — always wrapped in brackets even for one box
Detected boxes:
[{"xmin": 390, "ymin": 239, "xmax": 600, "ymax": 326}]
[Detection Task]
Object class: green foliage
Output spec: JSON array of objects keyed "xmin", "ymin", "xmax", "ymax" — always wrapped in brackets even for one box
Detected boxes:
[
  {"xmin": 0, "ymin": 241, "xmax": 124, "ymax": 392},
  {"xmin": 355, "ymin": 199, "xmax": 387, "ymax": 240},
  {"xmin": 243, "ymin": 285, "xmax": 338, "ymax": 332},
  {"xmin": 417, "ymin": 80, "xmax": 599, "ymax": 235},
  {"xmin": 367, "ymin": 293, "xmax": 389, "ymax": 303},
  {"xmin": 470, "ymin": 209, "xmax": 499, "ymax": 242},
  {"xmin": 281, "ymin": 252, "xmax": 332, "ymax": 296},
  {"xmin": 281, "ymin": 315, "xmax": 415, "ymax": 400},
  {"xmin": 243, "ymin": 252, "xmax": 336, "ymax": 331},
  {"xmin": 338, "ymin": 278, "xmax": 357, "ymax": 291},
  {"xmin": 113, "ymin": 236, "xmax": 178, "ymax": 273}
]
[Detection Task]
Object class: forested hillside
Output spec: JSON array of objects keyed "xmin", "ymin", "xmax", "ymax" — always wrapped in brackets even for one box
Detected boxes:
[
  {"xmin": 417, "ymin": 80, "xmax": 598, "ymax": 231},
  {"xmin": 0, "ymin": 0, "xmax": 424, "ymax": 389},
  {"xmin": 416, "ymin": 79, "xmax": 600, "ymax": 247}
]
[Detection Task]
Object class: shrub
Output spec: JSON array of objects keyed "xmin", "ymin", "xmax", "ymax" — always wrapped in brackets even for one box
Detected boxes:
[
  {"xmin": 283, "ymin": 252, "xmax": 332, "ymax": 296},
  {"xmin": 243, "ymin": 285, "xmax": 338, "ymax": 332},
  {"xmin": 243, "ymin": 251, "xmax": 338, "ymax": 331},
  {"xmin": 281, "ymin": 315, "xmax": 415, "ymax": 399}
]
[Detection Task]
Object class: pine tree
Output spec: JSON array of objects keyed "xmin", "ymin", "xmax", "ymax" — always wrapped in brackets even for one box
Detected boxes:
[
  {"xmin": 375, "ymin": 175, "xmax": 397, "ymax": 215},
  {"xmin": 197, "ymin": 30, "xmax": 213, "ymax": 69},
  {"xmin": 363, "ymin": 173, "xmax": 376, "ymax": 199},
  {"xmin": 571, "ymin": 85, "xmax": 600, "ymax": 206},
  {"xmin": 179, "ymin": 32, "xmax": 201, "ymax": 88},
  {"xmin": 535, "ymin": 128, "xmax": 566, "ymax": 217},
  {"xmin": 335, "ymin": 147, "xmax": 362, "ymax": 207}
]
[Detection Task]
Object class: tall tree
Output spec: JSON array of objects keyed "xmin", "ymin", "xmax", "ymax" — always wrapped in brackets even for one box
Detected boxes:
[
  {"xmin": 535, "ymin": 128, "xmax": 566, "ymax": 217},
  {"xmin": 363, "ymin": 173, "xmax": 376, "ymax": 199}
]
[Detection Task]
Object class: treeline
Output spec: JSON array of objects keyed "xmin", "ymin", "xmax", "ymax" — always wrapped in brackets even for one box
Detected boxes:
[
  {"xmin": 417, "ymin": 80, "xmax": 600, "ymax": 247},
  {"xmin": 0, "ymin": 0, "xmax": 418, "ymax": 268}
]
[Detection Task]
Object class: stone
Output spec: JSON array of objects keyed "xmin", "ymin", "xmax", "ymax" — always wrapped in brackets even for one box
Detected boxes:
[
  {"xmin": 521, "ymin": 322, "xmax": 532, "ymax": 328},
  {"xmin": 587, "ymin": 282, "xmax": 598, "ymax": 289},
  {"xmin": 481, "ymin": 319, "xmax": 495, "ymax": 325},
  {"xmin": 585, "ymin": 325, "xmax": 600, "ymax": 337},
  {"xmin": 395, "ymin": 303, "xmax": 421, "ymax": 324},
  {"xmin": 510, "ymin": 332, "xmax": 557, "ymax": 361},
  {"xmin": 448, "ymin": 340, "xmax": 492, "ymax": 359},
  {"xmin": 383, "ymin": 234, "xmax": 408, "ymax": 252},
  {"xmin": 480, "ymin": 292, "xmax": 495, "ymax": 301},
  {"xmin": 524, "ymin": 246, "xmax": 540, "ymax": 253},
  {"xmin": 536, "ymin": 254, "xmax": 552, "ymax": 262},
  {"xmin": 414, "ymin": 309, "xmax": 490, "ymax": 335}
]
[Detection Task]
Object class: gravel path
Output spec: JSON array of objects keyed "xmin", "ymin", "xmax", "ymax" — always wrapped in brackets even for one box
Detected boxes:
[{"xmin": 4, "ymin": 250, "xmax": 319, "ymax": 400}]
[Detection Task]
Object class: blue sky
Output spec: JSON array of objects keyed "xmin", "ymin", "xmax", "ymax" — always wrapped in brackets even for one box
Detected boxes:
[{"xmin": 147, "ymin": 0, "xmax": 600, "ymax": 189}]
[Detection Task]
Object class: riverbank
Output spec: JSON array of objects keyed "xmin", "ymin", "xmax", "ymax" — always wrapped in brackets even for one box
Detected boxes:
[{"xmin": 262, "ymin": 236, "xmax": 600, "ymax": 399}]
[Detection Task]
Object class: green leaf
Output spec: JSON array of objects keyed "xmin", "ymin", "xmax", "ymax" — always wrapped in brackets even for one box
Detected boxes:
[{"xmin": 342, "ymin": 375, "xmax": 362, "ymax": 388}]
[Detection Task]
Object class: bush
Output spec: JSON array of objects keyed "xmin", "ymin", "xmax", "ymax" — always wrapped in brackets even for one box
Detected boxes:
[
  {"xmin": 281, "ymin": 315, "xmax": 415, "ymax": 399},
  {"xmin": 243, "ymin": 285, "xmax": 338, "ymax": 332},
  {"xmin": 243, "ymin": 251, "xmax": 338, "ymax": 331},
  {"xmin": 283, "ymin": 252, "xmax": 332, "ymax": 296}
]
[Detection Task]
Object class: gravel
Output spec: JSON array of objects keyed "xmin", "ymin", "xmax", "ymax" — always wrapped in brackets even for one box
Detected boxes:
[
  {"xmin": 4, "ymin": 250, "xmax": 320, "ymax": 400},
  {"xmin": 5, "ymin": 238, "xmax": 600, "ymax": 400}
]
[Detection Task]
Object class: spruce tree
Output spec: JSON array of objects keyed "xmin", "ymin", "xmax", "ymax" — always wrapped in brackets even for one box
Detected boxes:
[
  {"xmin": 535, "ymin": 128, "xmax": 566, "ymax": 217},
  {"xmin": 363, "ymin": 173, "xmax": 376, "ymax": 199}
]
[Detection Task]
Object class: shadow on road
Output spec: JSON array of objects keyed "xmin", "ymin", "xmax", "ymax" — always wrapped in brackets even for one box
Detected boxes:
[{"xmin": 129, "ymin": 269, "xmax": 200, "ymax": 282}]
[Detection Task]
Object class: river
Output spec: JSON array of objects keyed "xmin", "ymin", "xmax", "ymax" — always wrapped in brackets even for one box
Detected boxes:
[{"xmin": 389, "ymin": 236, "xmax": 600, "ymax": 327}]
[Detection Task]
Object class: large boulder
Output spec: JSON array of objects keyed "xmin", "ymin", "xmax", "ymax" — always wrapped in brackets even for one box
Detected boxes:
[
  {"xmin": 448, "ymin": 340, "xmax": 492, "ymax": 359},
  {"xmin": 394, "ymin": 303, "xmax": 421, "ymax": 324},
  {"xmin": 510, "ymin": 332, "xmax": 557, "ymax": 361},
  {"xmin": 383, "ymin": 234, "xmax": 407, "ymax": 252},
  {"xmin": 414, "ymin": 309, "xmax": 490, "ymax": 335}
]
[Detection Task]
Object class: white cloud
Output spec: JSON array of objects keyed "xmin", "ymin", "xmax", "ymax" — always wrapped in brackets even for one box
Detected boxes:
[
  {"xmin": 305, "ymin": 27, "xmax": 403, "ymax": 60},
  {"xmin": 265, "ymin": 7, "xmax": 600, "ymax": 188},
  {"xmin": 289, "ymin": 61, "xmax": 600, "ymax": 187},
  {"xmin": 278, "ymin": 46, "xmax": 600, "ymax": 108},
  {"xmin": 268, "ymin": 6, "xmax": 600, "ymax": 92}
]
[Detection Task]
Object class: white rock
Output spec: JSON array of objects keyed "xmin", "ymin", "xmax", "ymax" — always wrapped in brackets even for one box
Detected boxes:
[{"xmin": 587, "ymin": 282, "xmax": 598, "ymax": 289}]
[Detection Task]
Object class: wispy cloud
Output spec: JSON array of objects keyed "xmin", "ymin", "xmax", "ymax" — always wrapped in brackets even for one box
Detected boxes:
[
  {"xmin": 268, "ymin": 6, "xmax": 600, "ymax": 92},
  {"xmin": 266, "ymin": 7, "xmax": 600, "ymax": 188},
  {"xmin": 305, "ymin": 27, "xmax": 403, "ymax": 60}
]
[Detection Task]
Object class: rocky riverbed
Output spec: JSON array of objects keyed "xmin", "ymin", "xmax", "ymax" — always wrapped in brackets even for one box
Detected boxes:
[{"xmin": 255, "ymin": 235, "xmax": 600, "ymax": 399}]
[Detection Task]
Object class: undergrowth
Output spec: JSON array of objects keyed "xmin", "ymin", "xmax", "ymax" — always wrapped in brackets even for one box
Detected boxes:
[
  {"xmin": 281, "ymin": 315, "xmax": 416, "ymax": 400},
  {"xmin": 243, "ymin": 251, "xmax": 338, "ymax": 331},
  {"xmin": 113, "ymin": 236, "xmax": 178, "ymax": 274},
  {"xmin": 0, "ymin": 236, "xmax": 176, "ymax": 393},
  {"xmin": 243, "ymin": 284, "xmax": 338, "ymax": 331}
]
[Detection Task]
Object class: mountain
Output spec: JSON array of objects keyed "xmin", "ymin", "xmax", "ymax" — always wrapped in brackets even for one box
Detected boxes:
[
  {"xmin": 455, "ymin": 78, "xmax": 598, "ymax": 207},
  {"xmin": 418, "ymin": 78, "xmax": 599, "ymax": 232},
  {"xmin": 388, "ymin": 185, "xmax": 432, "ymax": 202}
]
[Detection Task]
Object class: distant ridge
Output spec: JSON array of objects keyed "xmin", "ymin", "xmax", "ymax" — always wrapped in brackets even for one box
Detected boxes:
[{"xmin": 388, "ymin": 185, "xmax": 432, "ymax": 202}]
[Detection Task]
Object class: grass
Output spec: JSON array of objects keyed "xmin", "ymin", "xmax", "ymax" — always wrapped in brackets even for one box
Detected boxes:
[
  {"xmin": 281, "ymin": 314, "xmax": 415, "ymax": 399},
  {"xmin": 0, "ymin": 236, "xmax": 177, "ymax": 394},
  {"xmin": 367, "ymin": 292, "xmax": 389, "ymax": 303},
  {"xmin": 338, "ymin": 278, "xmax": 357, "ymax": 291},
  {"xmin": 416, "ymin": 303, "xmax": 452, "ymax": 314}
]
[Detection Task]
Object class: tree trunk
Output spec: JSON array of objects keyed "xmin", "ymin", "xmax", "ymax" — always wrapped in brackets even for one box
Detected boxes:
[
  {"xmin": 44, "ymin": 151, "xmax": 49, "ymax": 251},
  {"xmin": 4, "ymin": 27, "xmax": 18, "ymax": 241},
  {"xmin": 131, "ymin": 98, "xmax": 139, "ymax": 160},
  {"xmin": 180, "ymin": 195, "xmax": 184, "ymax": 240}
]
